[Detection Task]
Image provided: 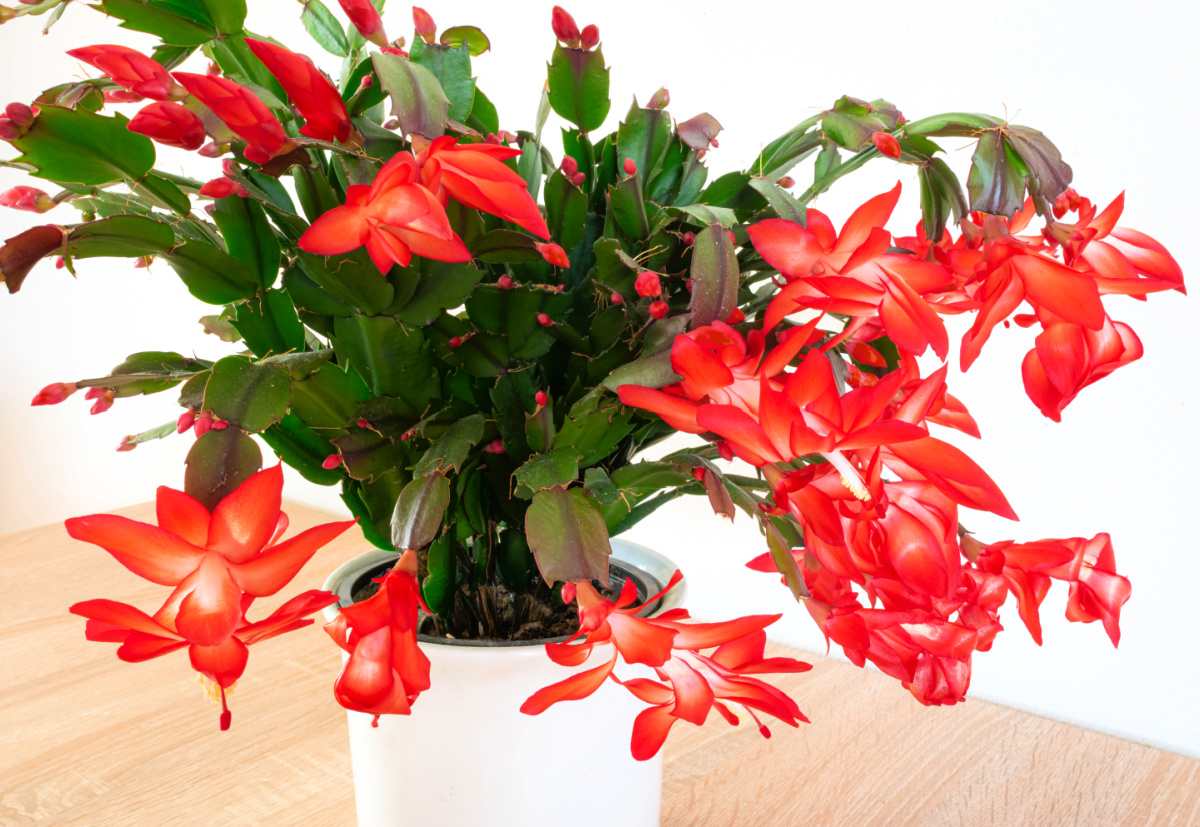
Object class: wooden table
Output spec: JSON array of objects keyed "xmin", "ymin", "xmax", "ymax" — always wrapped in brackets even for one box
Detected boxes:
[{"xmin": 2, "ymin": 504, "xmax": 1197, "ymax": 826}]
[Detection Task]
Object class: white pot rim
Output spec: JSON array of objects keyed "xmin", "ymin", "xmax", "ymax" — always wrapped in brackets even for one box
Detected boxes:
[{"xmin": 320, "ymin": 537, "xmax": 686, "ymax": 656}]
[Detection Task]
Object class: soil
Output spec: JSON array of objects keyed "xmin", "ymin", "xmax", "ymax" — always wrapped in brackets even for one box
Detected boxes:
[{"xmin": 349, "ymin": 562, "xmax": 652, "ymax": 644}]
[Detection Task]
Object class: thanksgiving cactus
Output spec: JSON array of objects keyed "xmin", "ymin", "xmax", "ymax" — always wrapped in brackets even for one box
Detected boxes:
[{"xmin": 0, "ymin": 1, "xmax": 1184, "ymax": 758}]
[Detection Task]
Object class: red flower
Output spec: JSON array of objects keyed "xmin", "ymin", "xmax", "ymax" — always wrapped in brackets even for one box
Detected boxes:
[
  {"xmin": 127, "ymin": 101, "xmax": 206, "ymax": 150},
  {"xmin": 173, "ymin": 72, "xmax": 292, "ymax": 164},
  {"xmin": 72, "ymin": 589, "xmax": 336, "ymax": 729},
  {"xmin": 521, "ymin": 573, "xmax": 809, "ymax": 759},
  {"xmin": 535, "ymin": 241, "xmax": 570, "ymax": 267},
  {"xmin": 751, "ymin": 184, "xmax": 954, "ymax": 359},
  {"xmin": 65, "ymin": 465, "xmax": 354, "ymax": 646},
  {"xmin": 67, "ymin": 45, "xmax": 181, "ymax": 101},
  {"xmin": 418, "ymin": 136, "xmax": 551, "ymax": 239},
  {"xmin": 338, "ymin": 0, "xmax": 389, "ymax": 47},
  {"xmin": 1, "ymin": 185, "xmax": 54, "ymax": 213},
  {"xmin": 1020, "ymin": 317, "xmax": 1143, "ymax": 421},
  {"xmin": 871, "ymin": 130, "xmax": 901, "ymax": 159},
  {"xmin": 325, "ymin": 550, "xmax": 432, "ymax": 722},
  {"xmin": 244, "ymin": 38, "xmax": 355, "ymax": 144},
  {"xmin": 298, "ymin": 151, "xmax": 471, "ymax": 274},
  {"xmin": 980, "ymin": 533, "xmax": 1130, "ymax": 646}
]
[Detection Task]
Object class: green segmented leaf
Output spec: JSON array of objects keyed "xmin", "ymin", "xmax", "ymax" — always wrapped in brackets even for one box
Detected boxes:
[
  {"xmin": 392, "ymin": 473, "xmax": 452, "ymax": 550},
  {"xmin": 547, "ymin": 45, "xmax": 610, "ymax": 132},
  {"xmin": 301, "ymin": 0, "xmax": 350, "ymax": 56},
  {"xmin": 525, "ymin": 487, "xmax": 611, "ymax": 584}
]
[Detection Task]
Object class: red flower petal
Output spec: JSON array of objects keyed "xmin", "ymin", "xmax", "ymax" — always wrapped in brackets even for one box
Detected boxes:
[
  {"xmin": 231, "ymin": 520, "xmax": 355, "ymax": 596},
  {"xmin": 155, "ymin": 486, "xmax": 210, "ymax": 548},
  {"xmin": 64, "ymin": 514, "xmax": 204, "ymax": 585},
  {"xmin": 519, "ymin": 652, "xmax": 617, "ymax": 715},
  {"xmin": 207, "ymin": 465, "xmax": 284, "ymax": 563}
]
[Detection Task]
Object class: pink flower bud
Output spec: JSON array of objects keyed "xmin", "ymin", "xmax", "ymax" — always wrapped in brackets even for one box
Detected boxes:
[
  {"xmin": 412, "ymin": 6, "xmax": 436, "ymax": 43},
  {"xmin": 359, "ymin": 74, "xmax": 374, "ymax": 90},
  {"xmin": 724, "ymin": 308, "xmax": 745, "ymax": 324},
  {"xmin": 777, "ymin": 176, "xmax": 795, "ymax": 189},
  {"xmin": 89, "ymin": 392, "xmax": 114, "ymax": 415},
  {"xmin": 5, "ymin": 102, "xmax": 33, "ymax": 127},
  {"xmin": 448, "ymin": 335, "xmax": 464, "ymax": 349},
  {"xmin": 570, "ymin": 171, "xmax": 586, "ymax": 187},
  {"xmin": 717, "ymin": 440, "xmax": 734, "ymax": 461},
  {"xmin": 623, "ymin": 157, "xmax": 637, "ymax": 176},
  {"xmin": 357, "ymin": 417, "xmax": 371, "ymax": 429},
  {"xmin": 1, "ymin": 186, "xmax": 54, "ymax": 213},
  {"xmin": 634, "ymin": 270, "xmax": 662, "ymax": 297},
  {"xmin": 484, "ymin": 438, "xmax": 506, "ymax": 454},
  {"xmin": 535, "ymin": 241, "xmax": 570, "ymax": 268},
  {"xmin": 194, "ymin": 410, "xmax": 214, "ymax": 438},
  {"xmin": 648, "ymin": 300, "xmax": 669, "ymax": 320},
  {"xmin": 647, "ymin": 88, "xmax": 670, "ymax": 109},
  {"xmin": 0, "ymin": 119, "xmax": 20, "ymax": 141},
  {"xmin": 497, "ymin": 274, "xmax": 515, "ymax": 289},
  {"xmin": 116, "ymin": 436, "xmax": 136, "ymax": 452},
  {"xmin": 560, "ymin": 582, "xmax": 577, "ymax": 604},
  {"xmin": 536, "ymin": 312, "xmax": 553, "ymax": 327},
  {"xmin": 211, "ymin": 418, "xmax": 229, "ymax": 430},
  {"xmin": 104, "ymin": 89, "xmax": 144, "ymax": 104},
  {"xmin": 579, "ymin": 24, "xmax": 599, "ymax": 50},
  {"xmin": 691, "ymin": 467, "xmax": 707, "ymax": 483},
  {"xmin": 871, "ymin": 131, "xmax": 901, "ymax": 159},
  {"xmin": 610, "ymin": 291, "xmax": 624, "ymax": 305},
  {"xmin": 560, "ymin": 155, "xmax": 579, "ymax": 176},
  {"xmin": 535, "ymin": 390, "xmax": 549, "ymax": 407},
  {"xmin": 198, "ymin": 142, "xmax": 225, "ymax": 158},
  {"xmin": 321, "ymin": 453, "xmax": 342, "ymax": 470},
  {"xmin": 199, "ymin": 177, "xmax": 244, "ymax": 198},
  {"xmin": 30, "ymin": 382, "xmax": 77, "ymax": 406},
  {"xmin": 681, "ymin": 231, "xmax": 695, "ymax": 245},
  {"xmin": 339, "ymin": 0, "xmax": 389, "ymax": 47},
  {"xmin": 551, "ymin": 6, "xmax": 580, "ymax": 44},
  {"xmin": 177, "ymin": 409, "xmax": 196, "ymax": 433}
]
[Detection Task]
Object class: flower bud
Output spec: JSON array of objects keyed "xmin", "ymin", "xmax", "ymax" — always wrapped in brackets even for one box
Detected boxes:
[
  {"xmin": 30, "ymin": 382, "xmax": 77, "ymax": 406},
  {"xmin": 609, "ymin": 291, "xmax": 624, "ymax": 305},
  {"xmin": 551, "ymin": 6, "xmax": 580, "ymax": 44},
  {"xmin": 338, "ymin": 0, "xmax": 389, "ymax": 47},
  {"xmin": 623, "ymin": 157, "xmax": 637, "ymax": 176},
  {"xmin": 194, "ymin": 410, "xmax": 214, "ymax": 438},
  {"xmin": 448, "ymin": 335, "xmax": 464, "ymax": 349},
  {"xmin": 535, "ymin": 241, "xmax": 570, "ymax": 268},
  {"xmin": 5, "ymin": 102, "xmax": 33, "ymax": 127},
  {"xmin": 357, "ymin": 418, "xmax": 372, "ymax": 429},
  {"xmin": 176, "ymin": 409, "xmax": 196, "ymax": 433},
  {"xmin": 0, "ymin": 186, "xmax": 54, "ymax": 213},
  {"xmin": 198, "ymin": 141, "xmax": 225, "ymax": 158},
  {"xmin": 321, "ymin": 453, "xmax": 342, "ymax": 470},
  {"xmin": 647, "ymin": 87, "xmax": 670, "ymax": 110},
  {"xmin": 497, "ymin": 274, "xmax": 514, "ymax": 289},
  {"xmin": 776, "ymin": 176, "xmax": 795, "ymax": 189},
  {"xmin": 536, "ymin": 312, "xmax": 553, "ymax": 327},
  {"xmin": 570, "ymin": 171, "xmax": 586, "ymax": 187},
  {"xmin": 560, "ymin": 155, "xmax": 579, "ymax": 176},
  {"xmin": 104, "ymin": 89, "xmax": 143, "ymax": 104},
  {"xmin": 484, "ymin": 438, "xmax": 506, "ymax": 454},
  {"xmin": 871, "ymin": 131, "xmax": 901, "ymax": 159},
  {"xmin": 89, "ymin": 392, "xmax": 115, "ymax": 415},
  {"xmin": 211, "ymin": 418, "xmax": 229, "ymax": 430},
  {"xmin": 116, "ymin": 436, "xmax": 136, "ymax": 452},
  {"xmin": 412, "ymin": 6, "xmax": 436, "ymax": 43},
  {"xmin": 724, "ymin": 308, "xmax": 745, "ymax": 324},
  {"xmin": 648, "ymin": 300, "xmax": 669, "ymax": 319},
  {"xmin": 359, "ymin": 74, "xmax": 374, "ymax": 90},
  {"xmin": 579, "ymin": 24, "xmax": 599, "ymax": 50},
  {"xmin": 535, "ymin": 390, "xmax": 549, "ymax": 406},
  {"xmin": 634, "ymin": 270, "xmax": 662, "ymax": 297}
]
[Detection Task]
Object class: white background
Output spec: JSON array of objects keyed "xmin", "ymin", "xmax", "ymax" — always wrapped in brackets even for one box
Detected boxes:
[{"xmin": 1, "ymin": 1, "xmax": 1196, "ymax": 755}]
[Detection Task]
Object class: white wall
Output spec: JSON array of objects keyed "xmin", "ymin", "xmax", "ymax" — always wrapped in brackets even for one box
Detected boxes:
[{"xmin": 1, "ymin": 0, "xmax": 1196, "ymax": 755}]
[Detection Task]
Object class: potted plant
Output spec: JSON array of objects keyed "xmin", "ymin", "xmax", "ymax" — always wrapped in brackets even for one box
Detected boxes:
[{"xmin": 0, "ymin": 1, "xmax": 1184, "ymax": 824}]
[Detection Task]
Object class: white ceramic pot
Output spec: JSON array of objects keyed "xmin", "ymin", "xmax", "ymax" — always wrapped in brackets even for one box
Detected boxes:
[{"xmin": 323, "ymin": 539, "xmax": 684, "ymax": 827}]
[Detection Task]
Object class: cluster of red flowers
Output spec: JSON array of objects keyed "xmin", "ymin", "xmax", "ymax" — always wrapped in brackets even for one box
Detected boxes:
[
  {"xmin": 521, "ymin": 574, "xmax": 810, "ymax": 759},
  {"xmin": 614, "ymin": 183, "xmax": 1180, "ymax": 706},
  {"xmin": 298, "ymin": 136, "xmax": 551, "ymax": 273},
  {"xmin": 67, "ymin": 466, "xmax": 353, "ymax": 728}
]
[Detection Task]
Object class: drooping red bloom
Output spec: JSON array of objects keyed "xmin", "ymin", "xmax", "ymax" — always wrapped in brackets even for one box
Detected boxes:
[
  {"xmin": 325, "ymin": 550, "xmax": 432, "ymax": 722},
  {"xmin": 1020, "ymin": 317, "xmax": 1143, "ymax": 421},
  {"xmin": 67, "ymin": 45, "xmax": 181, "ymax": 101},
  {"xmin": 173, "ymin": 72, "xmax": 292, "ymax": 164},
  {"xmin": 1, "ymin": 185, "xmax": 54, "ymax": 213},
  {"xmin": 338, "ymin": 0, "xmax": 389, "ymax": 47},
  {"xmin": 299, "ymin": 151, "xmax": 471, "ymax": 274},
  {"xmin": 244, "ymin": 38, "xmax": 355, "ymax": 144},
  {"xmin": 71, "ymin": 589, "xmax": 336, "ymax": 730},
  {"xmin": 418, "ymin": 136, "xmax": 551, "ymax": 239},
  {"xmin": 535, "ymin": 241, "xmax": 570, "ymax": 267},
  {"xmin": 127, "ymin": 101, "xmax": 206, "ymax": 150},
  {"xmin": 979, "ymin": 533, "xmax": 1130, "ymax": 646},
  {"xmin": 522, "ymin": 573, "xmax": 809, "ymax": 760},
  {"xmin": 65, "ymin": 465, "xmax": 354, "ymax": 646}
]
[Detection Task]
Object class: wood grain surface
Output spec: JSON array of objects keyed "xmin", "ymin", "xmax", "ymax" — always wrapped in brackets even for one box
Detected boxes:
[{"xmin": 2, "ymin": 503, "xmax": 1196, "ymax": 826}]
